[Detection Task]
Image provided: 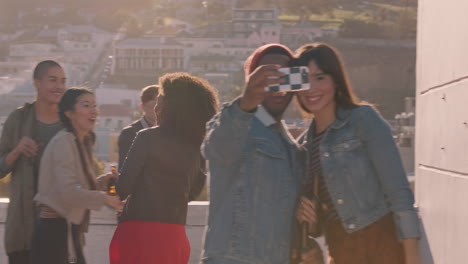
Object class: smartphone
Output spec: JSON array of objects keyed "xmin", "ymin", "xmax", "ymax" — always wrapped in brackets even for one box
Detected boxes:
[{"xmin": 265, "ymin": 66, "xmax": 310, "ymax": 92}]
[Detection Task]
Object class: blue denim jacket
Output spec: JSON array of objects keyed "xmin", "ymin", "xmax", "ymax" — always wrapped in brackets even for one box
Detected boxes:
[
  {"xmin": 200, "ymin": 100, "xmax": 302, "ymax": 264},
  {"xmin": 300, "ymin": 105, "xmax": 420, "ymax": 240}
]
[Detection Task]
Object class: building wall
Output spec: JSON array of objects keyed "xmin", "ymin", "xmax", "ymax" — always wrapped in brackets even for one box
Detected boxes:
[
  {"xmin": 232, "ymin": 8, "xmax": 278, "ymax": 38},
  {"xmin": 9, "ymin": 43, "xmax": 59, "ymax": 57},
  {"xmin": 114, "ymin": 46, "xmax": 185, "ymax": 76},
  {"xmin": 95, "ymin": 86, "xmax": 140, "ymax": 108},
  {"xmin": 416, "ymin": 1, "xmax": 468, "ymax": 263}
]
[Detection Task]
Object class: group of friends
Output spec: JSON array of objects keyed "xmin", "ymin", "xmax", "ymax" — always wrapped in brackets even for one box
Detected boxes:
[{"xmin": 0, "ymin": 42, "xmax": 421, "ymax": 264}]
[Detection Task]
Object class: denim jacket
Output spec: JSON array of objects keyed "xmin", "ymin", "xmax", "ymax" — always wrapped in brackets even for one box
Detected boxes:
[
  {"xmin": 300, "ymin": 105, "xmax": 420, "ymax": 240},
  {"xmin": 200, "ymin": 100, "xmax": 303, "ymax": 264}
]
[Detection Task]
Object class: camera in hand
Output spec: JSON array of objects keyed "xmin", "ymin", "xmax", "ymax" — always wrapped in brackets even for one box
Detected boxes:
[{"xmin": 266, "ymin": 66, "xmax": 309, "ymax": 92}]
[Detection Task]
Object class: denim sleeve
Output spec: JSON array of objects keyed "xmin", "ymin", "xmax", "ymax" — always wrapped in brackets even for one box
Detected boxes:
[
  {"xmin": 358, "ymin": 105, "xmax": 420, "ymax": 240},
  {"xmin": 202, "ymin": 98, "xmax": 255, "ymax": 166}
]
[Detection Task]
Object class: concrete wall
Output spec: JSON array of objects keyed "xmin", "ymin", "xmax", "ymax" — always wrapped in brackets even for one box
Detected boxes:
[{"xmin": 416, "ymin": 1, "xmax": 468, "ymax": 263}]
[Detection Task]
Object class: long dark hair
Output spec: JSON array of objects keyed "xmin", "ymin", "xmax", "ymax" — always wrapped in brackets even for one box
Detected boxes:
[
  {"xmin": 157, "ymin": 72, "xmax": 219, "ymax": 145},
  {"xmin": 58, "ymin": 87, "xmax": 97, "ymax": 190},
  {"xmin": 295, "ymin": 43, "xmax": 361, "ymax": 112}
]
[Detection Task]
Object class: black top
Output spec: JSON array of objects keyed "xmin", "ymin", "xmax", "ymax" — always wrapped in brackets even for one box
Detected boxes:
[
  {"xmin": 34, "ymin": 121, "xmax": 64, "ymax": 191},
  {"xmin": 116, "ymin": 126, "xmax": 207, "ymax": 225},
  {"xmin": 117, "ymin": 119, "xmax": 144, "ymax": 169}
]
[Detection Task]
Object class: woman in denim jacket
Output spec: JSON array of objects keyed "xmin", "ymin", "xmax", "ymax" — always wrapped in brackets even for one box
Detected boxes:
[{"xmin": 295, "ymin": 43, "xmax": 422, "ymax": 264}]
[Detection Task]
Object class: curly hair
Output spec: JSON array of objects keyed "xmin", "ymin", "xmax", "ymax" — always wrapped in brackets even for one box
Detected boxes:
[{"xmin": 157, "ymin": 72, "xmax": 219, "ymax": 145}]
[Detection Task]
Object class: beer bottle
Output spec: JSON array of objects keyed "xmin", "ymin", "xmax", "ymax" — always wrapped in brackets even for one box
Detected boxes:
[{"xmin": 108, "ymin": 165, "xmax": 117, "ymax": 196}]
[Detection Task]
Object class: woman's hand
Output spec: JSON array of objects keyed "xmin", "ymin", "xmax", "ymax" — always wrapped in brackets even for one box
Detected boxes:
[
  {"xmin": 296, "ymin": 196, "xmax": 319, "ymax": 233},
  {"xmin": 97, "ymin": 172, "xmax": 118, "ymax": 191},
  {"xmin": 100, "ymin": 172, "xmax": 118, "ymax": 184},
  {"xmin": 105, "ymin": 195, "xmax": 124, "ymax": 212}
]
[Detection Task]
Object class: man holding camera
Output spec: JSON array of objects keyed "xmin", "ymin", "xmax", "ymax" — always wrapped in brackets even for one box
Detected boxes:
[{"xmin": 200, "ymin": 44, "xmax": 321, "ymax": 263}]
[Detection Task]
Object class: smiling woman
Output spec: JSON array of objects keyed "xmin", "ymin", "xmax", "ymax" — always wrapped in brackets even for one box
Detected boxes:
[
  {"xmin": 31, "ymin": 88, "xmax": 123, "ymax": 264},
  {"xmin": 294, "ymin": 43, "xmax": 422, "ymax": 264}
]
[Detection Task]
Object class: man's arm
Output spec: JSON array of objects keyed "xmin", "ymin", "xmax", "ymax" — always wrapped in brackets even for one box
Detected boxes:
[
  {"xmin": 202, "ymin": 64, "xmax": 284, "ymax": 165},
  {"xmin": 0, "ymin": 111, "xmax": 38, "ymax": 178},
  {"xmin": 202, "ymin": 100, "xmax": 255, "ymax": 166}
]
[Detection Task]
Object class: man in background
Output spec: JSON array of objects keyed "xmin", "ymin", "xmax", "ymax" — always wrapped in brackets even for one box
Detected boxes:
[{"xmin": 118, "ymin": 85, "xmax": 158, "ymax": 169}]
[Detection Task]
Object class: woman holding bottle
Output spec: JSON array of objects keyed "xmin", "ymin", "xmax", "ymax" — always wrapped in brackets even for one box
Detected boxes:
[{"xmin": 32, "ymin": 88, "xmax": 123, "ymax": 264}]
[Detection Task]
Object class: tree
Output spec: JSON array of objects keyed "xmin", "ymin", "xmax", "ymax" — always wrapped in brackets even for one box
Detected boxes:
[
  {"xmin": 125, "ymin": 16, "xmax": 144, "ymax": 38},
  {"xmin": 340, "ymin": 19, "xmax": 383, "ymax": 38},
  {"xmin": 279, "ymin": 0, "xmax": 335, "ymax": 23},
  {"xmin": 201, "ymin": 1, "xmax": 231, "ymax": 24},
  {"xmin": 94, "ymin": 9, "xmax": 130, "ymax": 32}
]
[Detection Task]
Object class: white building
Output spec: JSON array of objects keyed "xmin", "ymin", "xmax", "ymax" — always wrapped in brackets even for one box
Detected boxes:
[
  {"xmin": 0, "ymin": 61, "xmax": 34, "ymax": 78},
  {"xmin": 232, "ymin": 8, "xmax": 279, "ymax": 39},
  {"xmin": 245, "ymin": 25, "xmax": 281, "ymax": 47},
  {"xmin": 0, "ymin": 31, "xmax": 23, "ymax": 43},
  {"xmin": 280, "ymin": 24, "xmax": 324, "ymax": 49},
  {"xmin": 9, "ymin": 42, "xmax": 62, "ymax": 60},
  {"xmin": 95, "ymin": 84, "xmax": 140, "ymax": 108},
  {"xmin": 113, "ymin": 37, "xmax": 186, "ymax": 77},
  {"xmin": 57, "ymin": 25, "xmax": 113, "ymax": 85},
  {"xmin": 58, "ymin": 25, "xmax": 112, "ymax": 52}
]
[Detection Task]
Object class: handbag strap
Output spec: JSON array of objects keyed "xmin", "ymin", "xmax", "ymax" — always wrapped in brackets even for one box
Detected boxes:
[{"xmin": 313, "ymin": 172, "xmax": 319, "ymax": 198}]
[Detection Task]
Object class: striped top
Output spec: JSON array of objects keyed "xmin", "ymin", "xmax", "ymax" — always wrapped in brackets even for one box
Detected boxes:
[
  {"xmin": 306, "ymin": 130, "xmax": 339, "ymax": 224},
  {"xmin": 39, "ymin": 205, "xmax": 61, "ymax": 218}
]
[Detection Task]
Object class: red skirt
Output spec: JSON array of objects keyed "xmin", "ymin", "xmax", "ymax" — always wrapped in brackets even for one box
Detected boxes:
[{"xmin": 109, "ymin": 220, "xmax": 190, "ymax": 264}]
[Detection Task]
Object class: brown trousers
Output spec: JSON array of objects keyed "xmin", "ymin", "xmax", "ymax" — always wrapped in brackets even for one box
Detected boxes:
[{"xmin": 325, "ymin": 213, "xmax": 405, "ymax": 264}]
